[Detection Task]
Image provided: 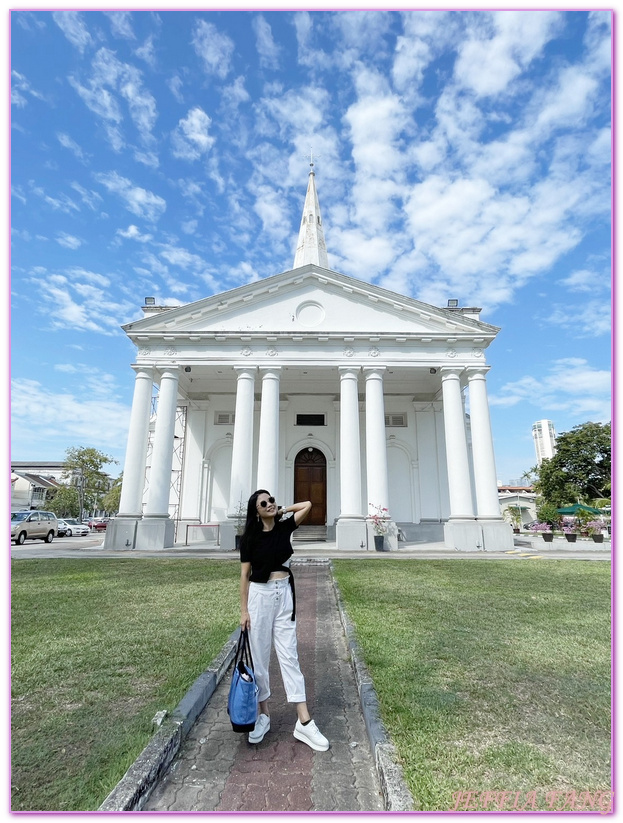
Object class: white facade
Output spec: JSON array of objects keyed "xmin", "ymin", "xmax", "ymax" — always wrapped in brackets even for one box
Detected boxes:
[
  {"xmin": 532, "ymin": 419, "xmax": 557, "ymax": 465},
  {"xmin": 105, "ymin": 172, "xmax": 513, "ymax": 552}
]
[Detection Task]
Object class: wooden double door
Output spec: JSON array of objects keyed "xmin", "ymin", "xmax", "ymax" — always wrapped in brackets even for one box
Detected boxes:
[{"xmin": 293, "ymin": 448, "xmax": 326, "ymax": 525}]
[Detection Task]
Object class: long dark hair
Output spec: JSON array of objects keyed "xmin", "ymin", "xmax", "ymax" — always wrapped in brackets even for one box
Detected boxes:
[{"xmin": 240, "ymin": 489, "xmax": 282, "ymax": 551}]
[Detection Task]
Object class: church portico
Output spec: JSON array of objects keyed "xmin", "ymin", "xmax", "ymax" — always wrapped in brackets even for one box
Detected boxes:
[{"xmin": 105, "ymin": 170, "xmax": 513, "ymax": 553}]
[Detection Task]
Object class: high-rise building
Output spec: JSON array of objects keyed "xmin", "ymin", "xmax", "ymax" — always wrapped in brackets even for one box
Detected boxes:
[{"xmin": 532, "ymin": 419, "xmax": 557, "ymax": 465}]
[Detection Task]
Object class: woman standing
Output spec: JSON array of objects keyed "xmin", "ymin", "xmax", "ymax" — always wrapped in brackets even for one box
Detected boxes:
[{"xmin": 239, "ymin": 489, "xmax": 329, "ymax": 751}]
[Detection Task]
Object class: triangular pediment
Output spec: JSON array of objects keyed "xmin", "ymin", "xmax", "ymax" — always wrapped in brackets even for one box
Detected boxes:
[{"xmin": 123, "ymin": 265, "xmax": 499, "ymax": 339}]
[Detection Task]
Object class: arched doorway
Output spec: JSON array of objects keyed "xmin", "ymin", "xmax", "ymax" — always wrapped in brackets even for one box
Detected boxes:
[{"xmin": 294, "ymin": 448, "xmax": 326, "ymax": 525}]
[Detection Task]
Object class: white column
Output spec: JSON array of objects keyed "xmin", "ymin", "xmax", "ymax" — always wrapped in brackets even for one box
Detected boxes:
[
  {"xmin": 144, "ymin": 367, "xmax": 180, "ymax": 517},
  {"xmin": 256, "ymin": 367, "xmax": 281, "ymax": 494},
  {"xmin": 364, "ymin": 367, "xmax": 389, "ymax": 513},
  {"xmin": 338, "ymin": 366, "xmax": 363, "ymax": 518},
  {"xmin": 228, "ymin": 367, "xmax": 256, "ymax": 516},
  {"xmin": 467, "ymin": 367, "xmax": 502, "ymax": 518},
  {"xmin": 117, "ymin": 366, "xmax": 153, "ymax": 517},
  {"xmin": 440, "ymin": 367, "xmax": 475, "ymax": 519}
]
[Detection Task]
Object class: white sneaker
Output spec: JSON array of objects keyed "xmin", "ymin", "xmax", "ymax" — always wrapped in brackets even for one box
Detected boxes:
[
  {"xmin": 293, "ymin": 719, "xmax": 329, "ymax": 751},
  {"xmin": 248, "ymin": 713, "xmax": 270, "ymax": 744}
]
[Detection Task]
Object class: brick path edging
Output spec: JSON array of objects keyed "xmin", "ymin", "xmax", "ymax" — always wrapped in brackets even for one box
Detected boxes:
[
  {"xmin": 98, "ymin": 627, "xmax": 241, "ymax": 811},
  {"xmin": 329, "ymin": 561, "xmax": 415, "ymax": 811}
]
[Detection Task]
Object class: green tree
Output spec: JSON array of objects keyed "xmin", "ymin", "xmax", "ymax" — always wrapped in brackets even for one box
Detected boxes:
[
  {"xmin": 533, "ymin": 422, "xmax": 611, "ymax": 507},
  {"xmin": 100, "ymin": 473, "xmax": 122, "ymax": 515},
  {"xmin": 62, "ymin": 447, "xmax": 118, "ymax": 519},
  {"xmin": 46, "ymin": 486, "xmax": 80, "ymax": 518}
]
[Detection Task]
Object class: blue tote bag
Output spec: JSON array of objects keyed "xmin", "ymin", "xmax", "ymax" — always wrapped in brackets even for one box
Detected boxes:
[{"xmin": 227, "ymin": 628, "xmax": 259, "ymax": 733}]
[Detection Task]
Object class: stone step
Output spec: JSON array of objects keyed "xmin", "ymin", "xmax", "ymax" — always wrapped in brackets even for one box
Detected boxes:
[{"xmin": 293, "ymin": 525, "xmax": 327, "ymax": 542}]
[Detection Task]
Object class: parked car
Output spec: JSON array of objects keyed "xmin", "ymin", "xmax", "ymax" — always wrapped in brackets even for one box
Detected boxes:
[
  {"xmin": 62, "ymin": 519, "xmax": 91, "ymax": 537},
  {"xmin": 11, "ymin": 510, "xmax": 58, "ymax": 544},
  {"xmin": 92, "ymin": 519, "xmax": 109, "ymax": 531},
  {"xmin": 56, "ymin": 518, "xmax": 69, "ymax": 537}
]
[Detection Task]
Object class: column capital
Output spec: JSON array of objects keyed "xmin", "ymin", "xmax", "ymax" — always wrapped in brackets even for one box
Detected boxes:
[
  {"xmin": 259, "ymin": 365, "xmax": 282, "ymax": 376},
  {"xmin": 234, "ymin": 365, "xmax": 257, "ymax": 377},
  {"xmin": 440, "ymin": 366, "xmax": 464, "ymax": 378},
  {"xmin": 131, "ymin": 364, "xmax": 154, "ymax": 377},
  {"xmin": 363, "ymin": 365, "xmax": 387, "ymax": 378},
  {"xmin": 465, "ymin": 365, "xmax": 491, "ymax": 379},
  {"xmin": 338, "ymin": 365, "xmax": 360, "ymax": 378},
  {"xmin": 156, "ymin": 365, "xmax": 180, "ymax": 380}
]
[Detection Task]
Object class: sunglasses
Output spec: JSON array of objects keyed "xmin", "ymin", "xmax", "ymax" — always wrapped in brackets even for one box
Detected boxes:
[{"xmin": 258, "ymin": 497, "xmax": 276, "ymax": 508}]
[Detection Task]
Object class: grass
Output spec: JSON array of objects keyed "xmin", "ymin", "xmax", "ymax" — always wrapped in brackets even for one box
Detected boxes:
[
  {"xmin": 332, "ymin": 559, "xmax": 611, "ymax": 811},
  {"xmin": 11, "ymin": 558, "xmax": 240, "ymax": 811}
]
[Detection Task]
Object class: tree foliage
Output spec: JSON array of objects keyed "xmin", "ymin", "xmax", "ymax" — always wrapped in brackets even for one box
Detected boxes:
[
  {"xmin": 100, "ymin": 473, "xmax": 122, "ymax": 515},
  {"xmin": 533, "ymin": 422, "xmax": 611, "ymax": 507},
  {"xmin": 62, "ymin": 447, "xmax": 118, "ymax": 514},
  {"xmin": 46, "ymin": 486, "xmax": 80, "ymax": 518}
]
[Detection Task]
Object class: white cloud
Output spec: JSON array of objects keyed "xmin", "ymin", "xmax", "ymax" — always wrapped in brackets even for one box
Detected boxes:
[
  {"xmin": 52, "ymin": 11, "xmax": 93, "ymax": 53},
  {"xmin": 56, "ymin": 232, "xmax": 82, "ymax": 249},
  {"xmin": 116, "ymin": 225, "xmax": 153, "ymax": 243},
  {"xmin": 70, "ymin": 182, "xmax": 102, "ymax": 210},
  {"xmin": 546, "ymin": 299, "xmax": 611, "ymax": 337},
  {"xmin": 11, "ymin": 377, "xmax": 132, "ymax": 454},
  {"xmin": 253, "ymin": 15, "xmax": 280, "ymax": 70},
  {"xmin": 135, "ymin": 35, "xmax": 156, "ymax": 68},
  {"xmin": 11, "ymin": 70, "xmax": 44, "ymax": 107},
  {"xmin": 168, "ymin": 75, "xmax": 184, "ymax": 103},
  {"xmin": 31, "ymin": 269, "xmax": 136, "ymax": 334},
  {"xmin": 94, "ymin": 171, "xmax": 166, "ymax": 222},
  {"xmin": 57, "ymin": 132, "xmax": 86, "ymax": 161},
  {"xmin": 104, "ymin": 11, "xmax": 135, "ymax": 40},
  {"xmin": 192, "ymin": 20, "xmax": 234, "ymax": 79},
  {"xmin": 489, "ymin": 358, "xmax": 611, "ymax": 421},
  {"xmin": 557, "ymin": 269, "xmax": 608, "ymax": 293},
  {"xmin": 454, "ymin": 11, "xmax": 563, "ymax": 97},
  {"xmin": 171, "ymin": 107, "xmax": 215, "ymax": 161}
]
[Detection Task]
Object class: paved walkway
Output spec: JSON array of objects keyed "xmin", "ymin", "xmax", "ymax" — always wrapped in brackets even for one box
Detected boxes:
[{"xmin": 144, "ymin": 563, "xmax": 384, "ymax": 812}]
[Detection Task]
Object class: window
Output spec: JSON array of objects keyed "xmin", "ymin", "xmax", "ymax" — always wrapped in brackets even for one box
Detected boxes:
[
  {"xmin": 215, "ymin": 412, "xmax": 235, "ymax": 425},
  {"xmin": 385, "ymin": 413, "xmax": 407, "ymax": 427},
  {"xmin": 296, "ymin": 414, "xmax": 326, "ymax": 426}
]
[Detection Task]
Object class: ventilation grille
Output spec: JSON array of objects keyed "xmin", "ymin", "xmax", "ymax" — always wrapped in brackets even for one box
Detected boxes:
[
  {"xmin": 385, "ymin": 413, "xmax": 407, "ymax": 427},
  {"xmin": 215, "ymin": 412, "xmax": 235, "ymax": 425}
]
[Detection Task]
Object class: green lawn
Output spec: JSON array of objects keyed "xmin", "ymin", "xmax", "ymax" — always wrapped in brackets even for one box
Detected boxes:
[
  {"xmin": 12, "ymin": 558, "xmax": 611, "ymax": 812},
  {"xmin": 11, "ymin": 558, "xmax": 240, "ymax": 811},
  {"xmin": 332, "ymin": 559, "xmax": 611, "ymax": 811}
]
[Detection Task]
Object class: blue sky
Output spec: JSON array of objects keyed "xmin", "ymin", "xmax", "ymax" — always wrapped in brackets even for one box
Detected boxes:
[{"xmin": 10, "ymin": 9, "xmax": 611, "ymax": 483}]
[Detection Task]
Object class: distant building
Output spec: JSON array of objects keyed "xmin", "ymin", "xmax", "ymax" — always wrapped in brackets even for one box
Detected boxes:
[
  {"xmin": 11, "ymin": 462, "xmax": 65, "ymax": 511},
  {"xmin": 532, "ymin": 419, "xmax": 557, "ymax": 465},
  {"xmin": 498, "ymin": 485, "xmax": 537, "ymax": 526}
]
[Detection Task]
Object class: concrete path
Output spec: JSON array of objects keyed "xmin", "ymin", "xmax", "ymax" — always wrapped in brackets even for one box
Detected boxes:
[{"xmin": 143, "ymin": 563, "xmax": 385, "ymax": 812}]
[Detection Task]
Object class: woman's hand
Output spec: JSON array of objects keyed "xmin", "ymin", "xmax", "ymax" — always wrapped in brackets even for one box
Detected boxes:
[{"xmin": 240, "ymin": 610, "xmax": 250, "ymax": 630}]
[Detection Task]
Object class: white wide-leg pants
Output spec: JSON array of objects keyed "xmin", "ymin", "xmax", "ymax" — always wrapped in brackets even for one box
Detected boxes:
[{"xmin": 247, "ymin": 577, "xmax": 306, "ymax": 704}]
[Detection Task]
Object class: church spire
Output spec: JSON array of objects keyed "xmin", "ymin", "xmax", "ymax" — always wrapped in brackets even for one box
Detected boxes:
[{"xmin": 293, "ymin": 154, "xmax": 329, "ymax": 269}]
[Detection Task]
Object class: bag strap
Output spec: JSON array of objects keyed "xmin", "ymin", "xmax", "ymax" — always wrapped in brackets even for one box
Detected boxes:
[{"xmin": 236, "ymin": 627, "xmax": 254, "ymax": 672}]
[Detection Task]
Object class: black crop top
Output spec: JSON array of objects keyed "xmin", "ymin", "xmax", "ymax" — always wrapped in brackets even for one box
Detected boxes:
[{"xmin": 239, "ymin": 516, "xmax": 298, "ymax": 583}]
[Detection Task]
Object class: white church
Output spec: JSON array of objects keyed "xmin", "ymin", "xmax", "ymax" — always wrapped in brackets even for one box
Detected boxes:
[{"xmin": 104, "ymin": 167, "xmax": 513, "ymax": 553}]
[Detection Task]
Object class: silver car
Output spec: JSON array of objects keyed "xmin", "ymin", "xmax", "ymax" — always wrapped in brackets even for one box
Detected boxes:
[
  {"xmin": 62, "ymin": 519, "xmax": 91, "ymax": 537},
  {"xmin": 11, "ymin": 510, "xmax": 58, "ymax": 544}
]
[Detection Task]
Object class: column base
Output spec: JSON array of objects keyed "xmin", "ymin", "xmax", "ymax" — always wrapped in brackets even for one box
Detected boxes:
[
  {"xmin": 135, "ymin": 516, "xmax": 176, "ymax": 550},
  {"xmin": 103, "ymin": 517, "xmax": 139, "ymax": 550},
  {"xmin": 336, "ymin": 518, "xmax": 368, "ymax": 551},
  {"xmin": 478, "ymin": 519, "xmax": 515, "ymax": 551},
  {"xmin": 444, "ymin": 519, "xmax": 482, "ymax": 552}
]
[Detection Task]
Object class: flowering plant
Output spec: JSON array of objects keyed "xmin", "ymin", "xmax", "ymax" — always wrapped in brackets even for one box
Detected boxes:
[
  {"xmin": 530, "ymin": 522, "xmax": 552, "ymax": 532},
  {"xmin": 368, "ymin": 503, "xmax": 390, "ymax": 535},
  {"xmin": 561, "ymin": 517, "xmax": 577, "ymax": 534},
  {"xmin": 585, "ymin": 520, "xmax": 605, "ymax": 536}
]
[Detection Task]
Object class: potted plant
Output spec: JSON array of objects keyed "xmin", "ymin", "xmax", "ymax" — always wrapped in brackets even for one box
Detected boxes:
[
  {"xmin": 531, "ymin": 522, "xmax": 554, "ymax": 542},
  {"xmin": 504, "ymin": 505, "xmax": 522, "ymax": 534},
  {"xmin": 586, "ymin": 520, "xmax": 605, "ymax": 543},
  {"xmin": 562, "ymin": 517, "xmax": 577, "ymax": 543},
  {"xmin": 369, "ymin": 503, "xmax": 390, "ymax": 551}
]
